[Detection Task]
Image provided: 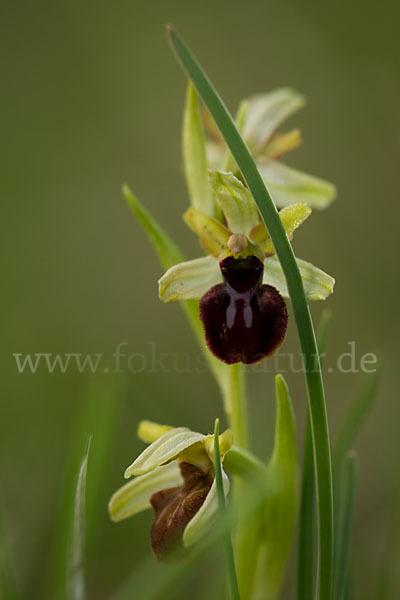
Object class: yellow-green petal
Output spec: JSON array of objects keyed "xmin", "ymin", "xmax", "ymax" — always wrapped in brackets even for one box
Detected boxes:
[
  {"xmin": 108, "ymin": 463, "xmax": 182, "ymax": 522},
  {"xmin": 182, "ymin": 468, "xmax": 230, "ymax": 547},
  {"xmin": 137, "ymin": 420, "xmax": 174, "ymax": 443},
  {"xmin": 124, "ymin": 428, "xmax": 205, "ymax": 477},
  {"xmin": 261, "ymin": 129, "xmax": 301, "ymax": 161},
  {"xmin": 158, "ymin": 255, "xmax": 221, "ymax": 303},
  {"xmin": 209, "ymin": 170, "xmax": 260, "ymax": 236},
  {"xmin": 183, "ymin": 206, "xmax": 231, "ymax": 256},
  {"xmin": 258, "ymin": 160, "xmax": 336, "ymax": 209},
  {"xmin": 263, "ymin": 255, "xmax": 335, "ymax": 301},
  {"xmin": 251, "ymin": 202, "xmax": 311, "ymax": 256}
]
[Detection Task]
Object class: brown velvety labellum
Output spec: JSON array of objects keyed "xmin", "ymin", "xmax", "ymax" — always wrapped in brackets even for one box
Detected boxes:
[
  {"xmin": 200, "ymin": 255, "xmax": 288, "ymax": 364},
  {"xmin": 150, "ymin": 462, "xmax": 212, "ymax": 562}
]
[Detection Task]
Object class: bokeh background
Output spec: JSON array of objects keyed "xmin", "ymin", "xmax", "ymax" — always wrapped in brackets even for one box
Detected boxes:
[{"xmin": 1, "ymin": 1, "xmax": 399, "ymax": 598}]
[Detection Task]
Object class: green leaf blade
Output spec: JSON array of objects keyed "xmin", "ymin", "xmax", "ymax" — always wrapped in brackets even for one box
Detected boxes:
[
  {"xmin": 67, "ymin": 438, "xmax": 91, "ymax": 600},
  {"xmin": 334, "ymin": 452, "xmax": 358, "ymax": 600}
]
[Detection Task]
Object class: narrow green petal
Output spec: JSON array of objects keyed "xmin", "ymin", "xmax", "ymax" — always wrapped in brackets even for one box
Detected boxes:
[
  {"xmin": 182, "ymin": 468, "xmax": 230, "ymax": 547},
  {"xmin": 124, "ymin": 428, "xmax": 205, "ymax": 477},
  {"xmin": 158, "ymin": 255, "xmax": 221, "ymax": 302},
  {"xmin": 209, "ymin": 170, "xmax": 260, "ymax": 236},
  {"xmin": 258, "ymin": 160, "xmax": 336, "ymax": 209},
  {"xmin": 263, "ymin": 255, "xmax": 335, "ymax": 301},
  {"xmin": 242, "ymin": 88, "xmax": 306, "ymax": 153},
  {"xmin": 250, "ymin": 202, "xmax": 311, "ymax": 255},
  {"xmin": 183, "ymin": 82, "xmax": 220, "ymax": 219},
  {"xmin": 108, "ymin": 463, "xmax": 182, "ymax": 522},
  {"xmin": 183, "ymin": 206, "xmax": 231, "ymax": 256}
]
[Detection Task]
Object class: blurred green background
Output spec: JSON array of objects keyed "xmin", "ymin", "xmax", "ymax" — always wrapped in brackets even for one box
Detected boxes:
[{"xmin": 1, "ymin": 0, "xmax": 399, "ymax": 598}]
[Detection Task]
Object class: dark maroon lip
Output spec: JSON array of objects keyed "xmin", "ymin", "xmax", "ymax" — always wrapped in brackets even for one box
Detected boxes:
[
  {"xmin": 200, "ymin": 255, "xmax": 288, "ymax": 364},
  {"xmin": 149, "ymin": 462, "xmax": 212, "ymax": 562}
]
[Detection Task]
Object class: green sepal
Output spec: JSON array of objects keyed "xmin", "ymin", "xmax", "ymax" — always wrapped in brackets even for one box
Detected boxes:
[
  {"xmin": 108, "ymin": 462, "xmax": 182, "ymax": 522},
  {"xmin": 258, "ymin": 160, "xmax": 336, "ymax": 210},
  {"xmin": 158, "ymin": 255, "xmax": 221, "ymax": 302},
  {"xmin": 242, "ymin": 88, "xmax": 306, "ymax": 153},
  {"xmin": 183, "ymin": 82, "xmax": 221, "ymax": 219},
  {"xmin": 264, "ymin": 255, "xmax": 335, "ymax": 301},
  {"xmin": 124, "ymin": 428, "xmax": 205, "ymax": 477}
]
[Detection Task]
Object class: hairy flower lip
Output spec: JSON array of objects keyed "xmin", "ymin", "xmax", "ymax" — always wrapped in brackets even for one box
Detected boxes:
[
  {"xmin": 200, "ymin": 255, "xmax": 288, "ymax": 364},
  {"xmin": 150, "ymin": 462, "xmax": 213, "ymax": 562}
]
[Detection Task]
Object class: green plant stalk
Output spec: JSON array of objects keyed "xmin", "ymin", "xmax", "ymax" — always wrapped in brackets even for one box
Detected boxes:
[
  {"xmin": 214, "ymin": 419, "xmax": 240, "ymax": 600},
  {"xmin": 298, "ymin": 308, "xmax": 332, "ymax": 600},
  {"xmin": 167, "ymin": 27, "xmax": 334, "ymax": 600},
  {"xmin": 225, "ymin": 364, "xmax": 249, "ymax": 450}
]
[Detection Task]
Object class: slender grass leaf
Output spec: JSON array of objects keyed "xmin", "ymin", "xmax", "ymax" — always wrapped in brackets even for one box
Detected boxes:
[
  {"xmin": 333, "ymin": 367, "xmax": 380, "ymax": 479},
  {"xmin": 334, "ymin": 452, "xmax": 357, "ymax": 600},
  {"xmin": 46, "ymin": 381, "xmax": 121, "ymax": 599},
  {"xmin": 298, "ymin": 308, "xmax": 332, "ymax": 600},
  {"xmin": 67, "ymin": 438, "xmax": 91, "ymax": 600},
  {"xmin": 167, "ymin": 26, "xmax": 334, "ymax": 600}
]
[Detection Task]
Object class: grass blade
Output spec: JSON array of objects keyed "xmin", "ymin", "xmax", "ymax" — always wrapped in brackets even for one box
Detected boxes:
[
  {"xmin": 334, "ymin": 452, "xmax": 357, "ymax": 600},
  {"xmin": 333, "ymin": 368, "xmax": 380, "ymax": 478},
  {"xmin": 46, "ymin": 382, "xmax": 121, "ymax": 599},
  {"xmin": 67, "ymin": 437, "xmax": 91, "ymax": 600},
  {"xmin": 214, "ymin": 419, "xmax": 240, "ymax": 600},
  {"xmin": 297, "ymin": 308, "xmax": 332, "ymax": 600},
  {"xmin": 167, "ymin": 26, "xmax": 334, "ymax": 600}
]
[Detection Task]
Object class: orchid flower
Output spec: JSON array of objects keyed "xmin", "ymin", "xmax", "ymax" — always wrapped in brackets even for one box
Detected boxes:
[
  {"xmin": 158, "ymin": 169, "xmax": 335, "ymax": 364},
  {"xmin": 108, "ymin": 420, "xmax": 232, "ymax": 561},
  {"xmin": 203, "ymin": 87, "xmax": 336, "ymax": 210}
]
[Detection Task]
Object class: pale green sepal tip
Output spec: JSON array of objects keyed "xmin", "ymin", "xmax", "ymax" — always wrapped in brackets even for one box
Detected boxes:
[
  {"xmin": 122, "ymin": 184, "xmax": 183, "ymax": 270},
  {"xmin": 182, "ymin": 467, "xmax": 230, "ymax": 547},
  {"xmin": 124, "ymin": 428, "xmax": 205, "ymax": 477},
  {"xmin": 263, "ymin": 255, "xmax": 335, "ymax": 301},
  {"xmin": 108, "ymin": 462, "xmax": 182, "ymax": 522},
  {"xmin": 258, "ymin": 161, "xmax": 336, "ymax": 210},
  {"xmin": 158, "ymin": 255, "xmax": 221, "ymax": 302},
  {"xmin": 209, "ymin": 169, "xmax": 260, "ymax": 236},
  {"xmin": 183, "ymin": 82, "xmax": 220, "ymax": 220},
  {"xmin": 242, "ymin": 88, "xmax": 306, "ymax": 152}
]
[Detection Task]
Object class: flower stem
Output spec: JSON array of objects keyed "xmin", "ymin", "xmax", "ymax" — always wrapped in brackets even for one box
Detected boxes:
[{"xmin": 225, "ymin": 364, "xmax": 249, "ymax": 450}]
